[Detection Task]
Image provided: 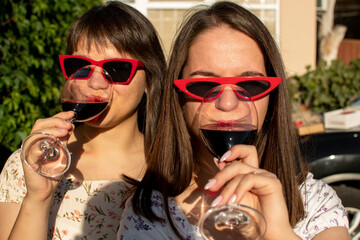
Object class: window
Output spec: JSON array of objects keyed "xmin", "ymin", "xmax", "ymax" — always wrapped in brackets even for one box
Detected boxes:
[{"xmin": 124, "ymin": 0, "xmax": 280, "ymax": 54}]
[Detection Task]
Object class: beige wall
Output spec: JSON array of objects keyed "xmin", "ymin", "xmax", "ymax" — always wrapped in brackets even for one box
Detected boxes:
[
  {"xmin": 148, "ymin": 9, "xmax": 187, "ymax": 58},
  {"xmin": 279, "ymin": 0, "xmax": 317, "ymax": 76}
]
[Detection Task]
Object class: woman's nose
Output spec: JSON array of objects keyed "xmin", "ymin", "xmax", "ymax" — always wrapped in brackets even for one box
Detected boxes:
[
  {"xmin": 215, "ymin": 86, "xmax": 239, "ymax": 111},
  {"xmin": 87, "ymin": 66, "xmax": 110, "ymax": 89}
]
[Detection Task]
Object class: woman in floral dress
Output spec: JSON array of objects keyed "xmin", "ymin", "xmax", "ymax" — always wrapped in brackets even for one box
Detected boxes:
[{"xmin": 0, "ymin": 1, "xmax": 165, "ymax": 239}]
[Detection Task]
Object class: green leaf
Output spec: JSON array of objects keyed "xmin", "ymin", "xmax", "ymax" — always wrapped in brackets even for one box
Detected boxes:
[
  {"xmin": 289, "ymin": 57, "xmax": 360, "ymax": 113},
  {"xmin": 0, "ymin": 0, "xmax": 102, "ymax": 151}
]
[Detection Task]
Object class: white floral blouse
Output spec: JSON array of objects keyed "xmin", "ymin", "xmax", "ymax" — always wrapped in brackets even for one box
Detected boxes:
[
  {"xmin": 118, "ymin": 173, "xmax": 349, "ymax": 240},
  {"xmin": 0, "ymin": 149, "xmax": 130, "ymax": 240}
]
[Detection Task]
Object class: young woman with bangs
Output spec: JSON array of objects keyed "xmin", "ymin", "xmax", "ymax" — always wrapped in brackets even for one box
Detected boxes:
[
  {"xmin": 118, "ymin": 2, "xmax": 349, "ymax": 240},
  {"xmin": 0, "ymin": 1, "xmax": 165, "ymax": 239}
]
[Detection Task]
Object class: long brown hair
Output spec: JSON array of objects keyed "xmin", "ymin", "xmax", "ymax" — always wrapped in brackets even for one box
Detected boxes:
[
  {"xmin": 132, "ymin": 1, "xmax": 308, "ymax": 237},
  {"xmin": 65, "ymin": 1, "xmax": 166, "ymax": 151}
]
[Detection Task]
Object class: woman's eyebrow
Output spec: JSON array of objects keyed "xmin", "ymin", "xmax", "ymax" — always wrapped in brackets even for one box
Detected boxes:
[
  {"xmin": 188, "ymin": 71, "xmax": 219, "ymax": 77},
  {"xmin": 189, "ymin": 70, "xmax": 265, "ymax": 77},
  {"xmin": 239, "ymin": 71, "xmax": 265, "ymax": 77}
]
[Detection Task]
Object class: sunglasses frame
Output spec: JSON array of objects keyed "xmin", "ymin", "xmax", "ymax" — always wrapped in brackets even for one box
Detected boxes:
[
  {"xmin": 173, "ymin": 76, "xmax": 282, "ymax": 101},
  {"xmin": 59, "ymin": 55, "xmax": 145, "ymax": 84}
]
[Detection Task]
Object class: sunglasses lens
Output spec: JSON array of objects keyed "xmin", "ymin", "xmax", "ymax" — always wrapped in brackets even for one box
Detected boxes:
[
  {"xmin": 236, "ymin": 80, "xmax": 271, "ymax": 98},
  {"xmin": 186, "ymin": 82, "xmax": 220, "ymax": 99},
  {"xmin": 74, "ymin": 67, "xmax": 92, "ymax": 79},
  {"xmin": 103, "ymin": 61, "xmax": 133, "ymax": 83},
  {"xmin": 63, "ymin": 58, "xmax": 91, "ymax": 78}
]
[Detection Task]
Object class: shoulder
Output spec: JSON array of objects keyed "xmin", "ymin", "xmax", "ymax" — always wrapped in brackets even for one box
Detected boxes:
[
  {"xmin": 294, "ymin": 173, "xmax": 349, "ymax": 239},
  {"xmin": 299, "ymin": 173, "xmax": 346, "ymax": 211},
  {"xmin": 0, "ymin": 150, "xmax": 26, "ymax": 203}
]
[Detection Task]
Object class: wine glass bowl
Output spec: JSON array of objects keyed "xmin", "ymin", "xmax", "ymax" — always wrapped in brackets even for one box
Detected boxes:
[
  {"xmin": 199, "ymin": 84, "xmax": 258, "ymax": 159},
  {"xmin": 21, "ymin": 66, "xmax": 113, "ymax": 178}
]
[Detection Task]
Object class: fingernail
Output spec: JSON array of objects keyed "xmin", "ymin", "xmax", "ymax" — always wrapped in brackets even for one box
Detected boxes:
[
  {"xmin": 204, "ymin": 179, "xmax": 216, "ymax": 190},
  {"xmin": 228, "ymin": 194, "xmax": 237, "ymax": 204},
  {"xmin": 211, "ymin": 195, "xmax": 223, "ymax": 207},
  {"xmin": 220, "ymin": 150, "xmax": 231, "ymax": 162}
]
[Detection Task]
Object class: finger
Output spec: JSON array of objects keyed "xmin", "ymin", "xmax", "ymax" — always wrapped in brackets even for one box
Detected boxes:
[
  {"xmin": 31, "ymin": 127, "xmax": 72, "ymax": 139},
  {"xmin": 230, "ymin": 171, "xmax": 281, "ymax": 204},
  {"xmin": 205, "ymin": 161, "xmax": 260, "ymax": 195},
  {"xmin": 211, "ymin": 174, "xmax": 246, "ymax": 206},
  {"xmin": 31, "ymin": 114, "xmax": 74, "ymax": 134},
  {"xmin": 219, "ymin": 145, "xmax": 259, "ymax": 168},
  {"xmin": 52, "ymin": 111, "xmax": 75, "ymax": 120},
  {"xmin": 211, "ymin": 170, "xmax": 266, "ymax": 205}
]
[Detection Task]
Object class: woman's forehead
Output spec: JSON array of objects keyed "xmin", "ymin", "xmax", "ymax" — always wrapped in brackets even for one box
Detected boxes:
[
  {"xmin": 75, "ymin": 36, "xmax": 112, "ymax": 53},
  {"xmin": 74, "ymin": 37, "xmax": 132, "ymax": 58}
]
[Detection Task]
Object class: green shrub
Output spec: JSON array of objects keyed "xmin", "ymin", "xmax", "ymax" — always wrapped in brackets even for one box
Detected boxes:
[
  {"xmin": 0, "ymin": 0, "xmax": 101, "ymax": 152},
  {"xmin": 289, "ymin": 58, "xmax": 360, "ymax": 113}
]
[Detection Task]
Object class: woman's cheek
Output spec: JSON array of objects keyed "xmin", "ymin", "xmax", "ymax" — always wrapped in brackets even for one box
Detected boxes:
[
  {"xmin": 183, "ymin": 101, "xmax": 201, "ymax": 135},
  {"xmin": 254, "ymin": 96, "xmax": 269, "ymax": 131}
]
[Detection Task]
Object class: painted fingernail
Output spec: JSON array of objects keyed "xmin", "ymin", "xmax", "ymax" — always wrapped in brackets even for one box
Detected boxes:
[
  {"xmin": 211, "ymin": 195, "xmax": 223, "ymax": 207},
  {"xmin": 228, "ymin": 194, "xmax": 237, "ymax": 204},
  {"xmin": 220, "ymin": 150, "xmax": 231, "ymax": 162},
  {"xmin": 204, "ymin": 179, "xmax": 216, "ymax": 190}
]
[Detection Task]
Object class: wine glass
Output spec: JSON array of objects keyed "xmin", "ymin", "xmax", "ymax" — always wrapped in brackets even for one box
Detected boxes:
[
  {"xmin": 197, "ymin": 84, "xmax": 266, "ymax": 240},
  {"xmin": 21, "ymin": 65, "xmax": 112, "ymax": 178}
]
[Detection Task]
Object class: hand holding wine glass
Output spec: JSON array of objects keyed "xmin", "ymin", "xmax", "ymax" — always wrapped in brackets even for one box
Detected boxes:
[
  {"xmin": 206, "ymin": 144, "xmax": 297, "ymax": 240},
  {"xmin": 21, "ymin": 65, "xmax": 112, "ymax": 178},
  {"xmin": 196, "ymin": 84, "xmax": 266, "ymax": 240}
]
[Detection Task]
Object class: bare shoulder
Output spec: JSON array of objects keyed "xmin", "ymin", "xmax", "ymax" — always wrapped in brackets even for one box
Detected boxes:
[{"xmin": 312, "ymin": 226, "xmax": 350, "ymax": 240}]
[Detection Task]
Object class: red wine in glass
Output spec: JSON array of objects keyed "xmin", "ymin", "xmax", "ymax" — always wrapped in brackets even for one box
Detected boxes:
[
  {"xmin": 62, "ymin": 99, "xmax": 108, "ymax": 122},
  {"xmin": 200, "ymin": 124, "xmax": 257, "ymax": 158}
]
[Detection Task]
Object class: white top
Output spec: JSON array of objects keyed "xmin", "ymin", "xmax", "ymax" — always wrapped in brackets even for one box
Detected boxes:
[
  {"xmin": 0, "ymin": 149, "xmax": 130, "ymax": 240},
  {"xmin": 118, "ymin": 173, "xmax": 349, "ymax": 240}
]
